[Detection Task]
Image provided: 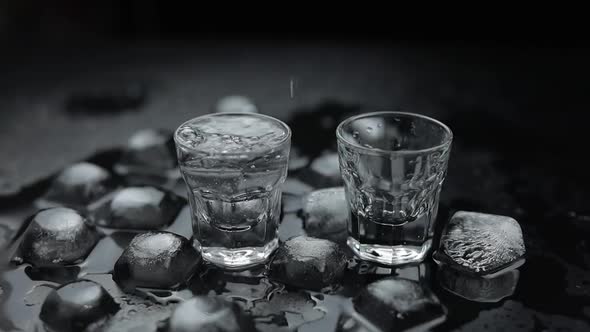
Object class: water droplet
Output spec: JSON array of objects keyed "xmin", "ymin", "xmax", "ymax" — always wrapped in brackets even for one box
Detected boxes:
[
  {"xmin": 250, "ymin": 164, "xmax": 256, "ymax": 169},
  {"xmin": 377, "ymin": 123, "xmax": 383, "ymax": 128},
  {"xmin": 275, "ymin": 154, "xmax": 281, "ymax": 159},
  {"xmin": 352, "ymin": 131, "xmax": 359, "ymax": 138},
  {"xmin": 366, "ymin": 126, "xmax": 373, "ymax": 132}
]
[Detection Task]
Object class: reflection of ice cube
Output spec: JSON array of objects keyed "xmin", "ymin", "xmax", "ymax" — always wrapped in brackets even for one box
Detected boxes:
[
  {"xmin": 353, "ymin": 277, "xmax": 446, "ymax": 332},
  {"xmin": 43, "ymin": 162, "xmax": 114, "ymax": 207},
  {"xmin": 98, "ymin": 186, "xmax": 185, "ymax": 229},
  {"xmin": 39, "ymin": 279, "xmax": 119, "ymax": 332},
  {"xmin": 270, "ymin": 236, "xmax": 347, "ymax": 291},
  {"xmin": 438, "ymin": 211, "xmax": 526, "ymax": 275},
  {"xmin": 438, "ymin": 265, "xmax": 519, "ymax": 303},
  {"xmin": 250, "ymin": 290, "xmax": 325, "ymax": 331},
  {"xmin": 303, "ymin": 187, "xmax": 348, "ymax": 242},
  {"xmin": 113, "ymin": 231, "xmax": 201, "ymax": 290},
  {"xmin": 13, "ymin": 207, "xmax": 101, "ymax": 267},
  {"xmin": 166, "ymin": 296, "xmax": 257, "ymax": 332}
]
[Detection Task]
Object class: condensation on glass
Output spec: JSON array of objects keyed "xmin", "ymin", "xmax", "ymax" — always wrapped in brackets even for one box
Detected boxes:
[{"xmin": 337, "ymin": 112, "xmax": 452, "ymax": 265}]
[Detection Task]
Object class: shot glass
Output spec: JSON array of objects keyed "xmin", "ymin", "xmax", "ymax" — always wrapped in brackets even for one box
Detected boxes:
[
  {"xmin": 174, "ymin": 113, "xmax": 291, "ymax": 268},
  {"xmin": 337, "ymin": 111, "xmax": 452, "ymax": 265}
]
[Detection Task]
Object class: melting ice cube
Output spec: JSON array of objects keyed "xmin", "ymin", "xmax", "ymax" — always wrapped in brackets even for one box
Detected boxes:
[
  {"xmin": 120, "ymin": 129, "xmax": 177, "ymax": 170},
  {"xmin": 436, "ymin": 211, "xmax": 526, "ymax": 276},
  {"xmin": 43, "ymin": 162, "xmax": 115, "ymax": 207},
  {"xmin": 302, "ymin": 187, "xmax": 348, "ymax": 242},
  {"xmin": 270, "ymin": 236, "xmax": 347, "ymax": 291},
  {"xmin": 307, "ymin": 152, "xmax": 343, "ymax": 187},
  {"xmin": 113, "ymin": 231, "xmax": 200, "ymax": 290},
  {"xmin": 353, "ymin": 277, "xmax": 446, "ymax": 332},
  {"xmin": 13, "ymin": 207, "xmax": 101, "ymax": 267},
  {"xmin": 39, "ymin": 279, "xmax": 119, "ymax": 332}
]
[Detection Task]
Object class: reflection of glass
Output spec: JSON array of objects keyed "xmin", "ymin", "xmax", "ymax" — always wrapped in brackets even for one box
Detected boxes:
[
  {"xmin": 337, "ymin": 112, "xmax": 453, "ymax": 265},
  {"xmin": 175, "ymin": 113, "xmax": 291, "ymax": 269},
  {"xmin": 438, "ymin": 265, "xmax": 520, "ymax": 303}
]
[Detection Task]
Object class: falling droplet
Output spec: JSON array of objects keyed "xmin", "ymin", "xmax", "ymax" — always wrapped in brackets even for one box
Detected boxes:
[{"xmin": 289, "ymin": 77, "xmax": 298, "ymax": 99}]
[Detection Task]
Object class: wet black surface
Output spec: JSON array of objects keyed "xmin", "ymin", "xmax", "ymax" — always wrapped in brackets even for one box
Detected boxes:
[{"xmin": 1, "ymin": 68, "xmax": 590, "ymax": 330}]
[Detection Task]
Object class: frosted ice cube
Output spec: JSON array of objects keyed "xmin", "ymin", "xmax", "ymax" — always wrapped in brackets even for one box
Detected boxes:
[
  {"xmin": 302, "ymin": 187, "xmax": 348, "ymax": 242},
  {"xmin": 165, "ymin": 296, "xmax": 257, "ymax": 332},
  {"xmin": 437, "ymin": 211, "xmax": 526, "ymax": 275},
  {"xmin": 12, "ymin": 207, "xmax": 101, "ymax": 267},
  {"xmin": 39, "ymin": 279, "xmax": 119, "ymax": 332},
  {"xmin": 353, "ymin": 277, "xmax": 446, "ymax": 332},
  {"xmin": 113, "ymin": 231, "xmax": 201, "ymax": 290},
  {"xmin": 43, "ymin": 162, "xmax": 114, "ymax": 206},
  {"xmin": 270, "ymin": 236, "xmax": 347, "ymax": 290}
]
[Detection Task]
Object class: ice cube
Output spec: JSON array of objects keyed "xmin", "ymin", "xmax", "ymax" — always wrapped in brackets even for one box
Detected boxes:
[
  {"xmin": 353, "ymin": 277, "xmax": 446, "ymax": 332},
  {"xmin": 39, "ymin": 279, "xmax": 119, "ymax": 332},
  {"xmin": 120, "ymin": 129, "xmax": 177, "ymax": 170},
  {"xmin": 43, "ymin": 162, "xmax": 115, "ymax": 206},
  {"xmin": 114, "ymin": 231, "xmax": 200, "ymax": 290},
  {"xmin": 436, "ymin": 211, "xmax": 526, "ymax": 275},
  {"xmin": 288, "ymin": 147, "xmax": 310, "ymax": 172},
  {"xmin": 282, "ymin": 178, "xmax": 314, "ymax": 196},
  {"xmin": 438, "ymin": 265, "xmax": 519, "ymax": 303},
  {"xmin": 215, "ymin": 95, "xmax": 258, "ymax": 113},
  {"xmin": 164, "ymin": 296, "xmax": 257, "ymax": 332},
  {"xmin": 307, "ymin": 152, "xmax": 343, "ymax": 187},
  {"xmin": 97, "ymin": 186, "xmax": 185, "ymax": 229},
  {"xmin": 270, "ymin": 236, "xmax": 347, "ymax": 290},
  {"xmin": 278, "ymin": 214, "xmax": 305, "ymax": 242},
  {"xmin": 12, "ymin": 207, "xmax": 101, "ymax": 267},
  {"xmin": 302, "ymin": 187, "xmax": 348, "ymax": 242},
  {"xmin": 282, "ymin": 195, "xmax": 303, "ymax": 214}
]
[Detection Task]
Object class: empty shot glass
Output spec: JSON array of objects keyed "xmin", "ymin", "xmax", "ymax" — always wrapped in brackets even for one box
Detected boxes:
[
  {"xmin": 337, "ymin": 112, "xmax": 452, "ymax": 265},
  {"xmin": 174, "ymin": 113, "xmax": 291, "ymax": 268}
]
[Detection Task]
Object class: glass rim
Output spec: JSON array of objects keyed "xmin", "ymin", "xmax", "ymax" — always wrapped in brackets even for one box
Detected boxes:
[
  {"xmin": 336, "ymin": 111, "xmax": 453, "ymax": 155},
  {"xmin": 174, "ymin": 112, "xmax": 292, "ymax": 156}
]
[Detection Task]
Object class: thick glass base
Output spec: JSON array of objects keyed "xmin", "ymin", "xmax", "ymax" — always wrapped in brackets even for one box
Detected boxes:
[
  {"xmin": 347, "ymin": 237, "xmax": 432, "ymax": 266},
  {"xmin": 196, "ymin": 238, "xmax": 279, "ymax": 269}
]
